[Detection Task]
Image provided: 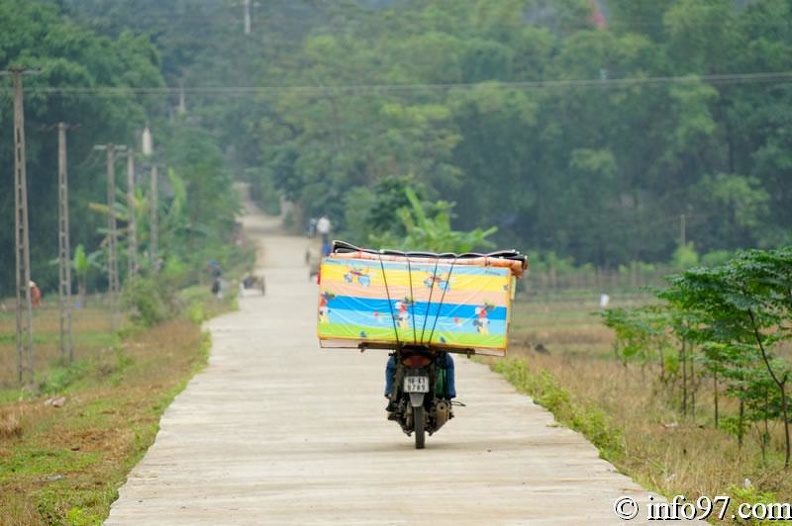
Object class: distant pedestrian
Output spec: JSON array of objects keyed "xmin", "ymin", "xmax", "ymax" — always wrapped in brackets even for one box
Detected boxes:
[
  {"xmin": 29, "ymin": 281, "xmax": 42, "ymax": 307},
  {"xmin": 208, "ymin": 260, "xmax": 223, "ymax": 298},
  {"xmin": 209, "ymin": 260, "xmax": 222, "ymax": 279},
  {"xmin": 316, "ymin": 214, "xmax": 331, "ymax": 245},
  {"xmin": 600, "ymin": 293, "xmax": 610, "ymax": 309}
]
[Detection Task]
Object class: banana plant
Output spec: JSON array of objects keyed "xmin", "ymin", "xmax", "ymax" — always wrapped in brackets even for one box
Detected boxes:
[
  {"xmin": 72, "ymin": 244, "xmax": 102, "ymax": 308},
  {"xmin": 371, "ymin": 186, "xmax": 497, "ymax": 253}
]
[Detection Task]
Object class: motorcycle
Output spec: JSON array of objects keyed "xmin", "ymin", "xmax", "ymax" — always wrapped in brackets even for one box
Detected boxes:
[
  {"xmin": 319, "ymin": 241, "xmax": 529, "ymax": 450},
  {"xmin": 385, "ymin": 345, "xmax": 455, "ymax": 449},
  {"xmin": 241, "ymin": 273, "xmax": 266, "ymax": 295}
]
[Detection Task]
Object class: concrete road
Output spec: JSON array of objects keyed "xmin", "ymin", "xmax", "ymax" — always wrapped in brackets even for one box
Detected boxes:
[{"xmin": 106, "ymin": 206, "xmax": 696, "ymax": 525}]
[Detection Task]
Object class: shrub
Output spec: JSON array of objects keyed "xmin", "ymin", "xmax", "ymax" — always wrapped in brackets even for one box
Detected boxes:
[
  {"xmin": 120, "ymin": 277, "xmax": 180, "ymax": 328},
  {"xmin": 39, "ymin": 360, "xmax": 90, "ymax": 394}
]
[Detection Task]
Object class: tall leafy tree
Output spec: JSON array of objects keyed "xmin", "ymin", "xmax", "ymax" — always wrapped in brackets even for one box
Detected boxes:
[
  {"xmin": 33, "ymin": 0, "xmax": 792, "ymax": 276},
  {"xmin": 0, "ymin": 0, "xmax": 164, "ymax": 293}
]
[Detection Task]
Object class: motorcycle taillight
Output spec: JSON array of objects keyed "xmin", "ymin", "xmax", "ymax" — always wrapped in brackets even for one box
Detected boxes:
[{"xmin": 402, "ymin": 354, "xmax": 431, "ymax": 368}]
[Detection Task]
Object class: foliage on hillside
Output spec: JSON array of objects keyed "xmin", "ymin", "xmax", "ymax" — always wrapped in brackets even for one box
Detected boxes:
[
  {"xmin": 0, "ymin": 0, "xmax": 242, "ymax": 296},
  {"xmin": 189, "ymin": 0, "xmax": 791, "ymax": 264},
  {"xmin": 3, "ymin": 0, "xmax": 792, "ymax": 294}
]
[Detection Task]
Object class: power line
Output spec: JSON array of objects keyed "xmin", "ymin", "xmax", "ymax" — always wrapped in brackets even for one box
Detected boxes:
[{"xmin": 9, "ymin": 71, "xmax": 792, "ymax": 98}]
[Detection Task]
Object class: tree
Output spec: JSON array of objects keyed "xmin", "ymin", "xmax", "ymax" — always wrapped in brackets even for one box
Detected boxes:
[
  {"xmin": 601, "ymin": 304, "xmax": 674, "ymax": 377},
  {"xmin": 663, "ymin": 249, "xmax": 792, "ymax": 466},
  {"xmin": 38, "ymin": 0, "xmax": 792, "ymax": 276},
  {"xmin": 343, "ymin": 175, "xmax": 422, "ymax": 244},
  {"xmin": 689, "ymin": 173, "xmax": 770, "ymax": 250},
  {"xmin": 0, "ymin": 0, "xmax": 164, "ymax": 294}
]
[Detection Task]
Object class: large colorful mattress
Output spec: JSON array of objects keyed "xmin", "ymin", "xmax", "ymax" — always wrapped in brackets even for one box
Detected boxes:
[{"xmin": 317, "ymin": 251, "xmax": 521, "ymax": 356}]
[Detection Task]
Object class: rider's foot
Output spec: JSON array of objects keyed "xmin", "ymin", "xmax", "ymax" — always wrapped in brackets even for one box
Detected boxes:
[{"xmin": 385, "ymin": 399, "xmax": 398, "ymax": 420}]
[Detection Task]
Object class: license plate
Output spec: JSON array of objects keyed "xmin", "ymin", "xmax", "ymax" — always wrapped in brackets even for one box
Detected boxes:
[{"xmin": 404, "ymin": 376, "xmax": 429, "ymax": 393}]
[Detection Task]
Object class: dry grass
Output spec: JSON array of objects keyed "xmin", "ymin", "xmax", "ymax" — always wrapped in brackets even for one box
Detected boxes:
[
  {"xmin": 500, "ymin": 293, "xmax": 791, "ymax": 519},
  {"xmin": 0, "ymin": 407, "xmax": 22, "ymax": 439}
]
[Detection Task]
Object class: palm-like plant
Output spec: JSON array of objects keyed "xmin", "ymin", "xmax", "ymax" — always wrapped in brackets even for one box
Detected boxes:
[{"xmin": 370, "ymin": 187, "xmax": 497, "ymax": 253}]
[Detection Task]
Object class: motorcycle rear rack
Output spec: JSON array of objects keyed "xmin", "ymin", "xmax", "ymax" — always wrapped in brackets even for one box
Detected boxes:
[{"xmin": 357, "ymin": 341, "xmax": 476, "ymax": 357}]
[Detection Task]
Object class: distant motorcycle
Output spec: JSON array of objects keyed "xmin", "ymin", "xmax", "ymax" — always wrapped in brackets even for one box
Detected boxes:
[
  {"xmin": 241, "ymin": 274, "xmax": 266, "ymax": 295},
  {"xmin": 385, "ymin": 345, "xmax": 455, "ymax": 449}
]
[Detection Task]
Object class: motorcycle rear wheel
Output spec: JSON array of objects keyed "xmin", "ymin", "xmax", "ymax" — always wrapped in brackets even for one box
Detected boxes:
[{"xmin": 413, "ymin": 406, "xmax": 425, "ymax": 449}]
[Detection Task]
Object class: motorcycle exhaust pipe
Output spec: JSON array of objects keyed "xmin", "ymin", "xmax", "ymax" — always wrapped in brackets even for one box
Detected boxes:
[{"xmin": 434, "ymin": 399, "xmax": 452, "ymax": 429}]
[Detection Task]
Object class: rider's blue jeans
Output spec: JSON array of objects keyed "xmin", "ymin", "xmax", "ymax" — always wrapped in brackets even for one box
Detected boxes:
[{"xmin": 384, "ymin": 353, "xmax": 456, "ymax": 399}]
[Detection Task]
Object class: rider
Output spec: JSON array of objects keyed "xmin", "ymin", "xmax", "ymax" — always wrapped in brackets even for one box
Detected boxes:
[
  {"xmin": 209, "ymin": 260, "xmax": 223, "ymax": 297},
  {"xmin": 384, "ymin": 352, "xmax": 456, "ymax": 411},
  {"xmin": 316, "ymin": 214, "xmax": 331, "ymax": 245}
]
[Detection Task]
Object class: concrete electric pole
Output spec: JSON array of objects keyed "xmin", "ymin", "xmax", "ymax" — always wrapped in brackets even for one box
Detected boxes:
[
  {"xmin": 150, "ymin": 164, "xmax": 159, "ymax": 273},
  {"xmin": 56, "ymin": 123, "xmax": 77, "ymax": 362},
  {"xmin": 244, "ymin": 0, "xmax": 252, "ymax": 34},
  {"xmin": 178, "ymin": 81, "xmax": 187, "ymax": 115},
  {"xmin": 94, "ymin": 143, "xmax": 127, "ymax": 330},
  {"xmin": 123, "ymin": 149, "xmax": 138, "ymax": 278},
  {"xmin": 3, "ymin": 67, "xmax": 37, "ymax": 384},
  {"xmin": 142, "ymin": 127, "xmax": 160, "ymax": 274}
]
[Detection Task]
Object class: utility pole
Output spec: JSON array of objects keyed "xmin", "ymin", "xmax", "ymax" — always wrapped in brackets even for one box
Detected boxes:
[
  {"xmin": 141, "ymin": 127, "xmax": 159, "ymax": 274},
  {"xmin": 106, "ymin": 144, "xmax": 120, "ymax": 330},
  {"xmin": 140, "ymin": 126, "xmax": 159, "ymax": 274},
  {"xmin": 680, "ymin": 214, "xmax": 686, "ymax": 248},
  {"xmin": 150, "ymin": 164, "xmax": 159, "ymax": 273},
  {"xmin": 178, "ymin": 80, "xmax": 187, "ymax": 115},
  {"xmin": 3, "ymin": 67, "xmax": 37, "ymax": 385},
  {"xmin": 95, "ymin": 143, "xmax": 126, "ymax": 330},
  {"xmin": 56, "ymin": 123, "xmax": 77, "ymax": 362},
  {"xmin": 123, "ymin": 149, "xmax": 138, "ymax": 278},
  {"xmin": 243, "ymin": 0, "xmax": 252, "ymax": 34}
]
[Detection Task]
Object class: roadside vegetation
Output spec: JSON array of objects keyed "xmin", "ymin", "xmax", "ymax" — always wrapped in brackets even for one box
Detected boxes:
[
  {"xmin": 0, "ymin": 279, "xmax": 243, "ymax": 525},
  {"xmin": 0, "ymin": 160, "xmax": 253, "ymax": 526},
  {"xmin": 496, "ymin": 247, "xmax": 792, "ymax": 524}
]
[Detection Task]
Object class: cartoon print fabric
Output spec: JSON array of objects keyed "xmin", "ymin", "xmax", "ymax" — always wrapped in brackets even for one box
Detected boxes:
[{"xmin": 317, "ymin": 256, "xmax": 513, "ymax": 356}]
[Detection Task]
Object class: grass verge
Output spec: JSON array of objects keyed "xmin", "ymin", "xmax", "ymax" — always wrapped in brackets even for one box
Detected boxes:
[
  {"xmin": 491, "ymin": 358, "xmax": 623, "ymax": 461},
  {"xmin": 0, "ymin": 295, "xmax": 223, "ymax": 525}
]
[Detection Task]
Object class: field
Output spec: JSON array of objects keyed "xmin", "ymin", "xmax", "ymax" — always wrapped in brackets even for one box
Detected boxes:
[
  {"xmin": 497, "ymin": 291, "xmax": 791, "ymax": 519},
  {"xmin": 0, "ymin": 299, "xmax": 117, "ymax": 392}
]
